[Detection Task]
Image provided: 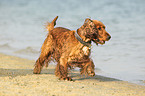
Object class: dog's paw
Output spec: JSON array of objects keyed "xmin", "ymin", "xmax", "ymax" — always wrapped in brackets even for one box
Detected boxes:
[
  {"xmin": 33, "ymin": 67, "xmax": 41, "ymax": 74},
  {"xmin": 59, "ymin": 77, "xmax": 73, "ymax": 81},
  {"xmin": 33, "ymin": 71, "xmax": 41, "ymax": 74}
]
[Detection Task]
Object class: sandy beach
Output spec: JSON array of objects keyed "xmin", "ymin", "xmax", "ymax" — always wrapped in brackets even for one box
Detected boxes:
[{"xmin": 0, "ymin": 53, "xmax": 145, "ymax": 96}]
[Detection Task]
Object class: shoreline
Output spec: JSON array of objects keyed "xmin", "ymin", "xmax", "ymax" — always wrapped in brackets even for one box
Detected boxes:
[{"xmin": 0, "ymin": 53, "xmax": 145, "ymax": 96}]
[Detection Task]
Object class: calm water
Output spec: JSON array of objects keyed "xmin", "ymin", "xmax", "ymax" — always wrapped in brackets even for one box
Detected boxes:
[{"xmin": 0, "ymin": 0, "xmax": 145, "ymax": 85}]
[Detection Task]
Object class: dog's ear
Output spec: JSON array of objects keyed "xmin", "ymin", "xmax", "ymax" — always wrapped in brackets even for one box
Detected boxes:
[
  {"xmin": 83, "ymin": 18, "xmax": 98, "ymax": 39},
  {"xmin": 84, "ymin": 18, "xmax": 95, "ymax": 27},
  {"xmin": 84, "ymin": 18, "xmax": 92, "ymax": 24}
]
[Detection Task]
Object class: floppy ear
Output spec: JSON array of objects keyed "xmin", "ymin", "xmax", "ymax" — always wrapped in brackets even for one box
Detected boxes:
[
  {"xmin": 84, "ymin": 18, "xmax": 96, "ymax": 28},
  {"xmin": 84, "ymin": 18, "xmax": 93, "ymax": 24}
]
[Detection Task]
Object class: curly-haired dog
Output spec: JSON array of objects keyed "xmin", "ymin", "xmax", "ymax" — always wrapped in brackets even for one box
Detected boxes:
[{"xmin": 33, "ymin": 16, "xmax": 111, "ymax": 81}]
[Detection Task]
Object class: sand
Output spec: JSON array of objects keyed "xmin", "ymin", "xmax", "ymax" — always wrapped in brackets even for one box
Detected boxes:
[{"xmin": 0, "ymin": 53, "xmax": 145, "ymax": 96}]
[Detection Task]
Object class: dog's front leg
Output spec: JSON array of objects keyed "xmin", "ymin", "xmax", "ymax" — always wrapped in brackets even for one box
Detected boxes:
[
  {"xmin": 80, "ymin": 59, "xmax": 95, "ymax": 77},
  {"xmin": 55, "ymin": 57, "xmax": 72, "ymax": 81}
]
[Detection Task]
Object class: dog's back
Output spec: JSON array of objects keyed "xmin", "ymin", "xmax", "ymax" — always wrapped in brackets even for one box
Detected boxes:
[{"xmin": 49, "ymin": 27, "xmax": 79, "ymax": 61}]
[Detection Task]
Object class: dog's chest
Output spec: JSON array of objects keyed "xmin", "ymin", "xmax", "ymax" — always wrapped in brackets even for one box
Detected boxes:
[
  {"xmin": 67, "ymin": 46, "xmax": 91, "ymax": 63},
  {"xmin": 75, "ymin": 46, "xmax": 90, "ymax": 57},
  {"xmin": 68, "ymin": 45, "xmax": 90, "ymax": 60},
  {"xmin": 82, "ymin": 46, "xmax": 90, "ymax": 56}
]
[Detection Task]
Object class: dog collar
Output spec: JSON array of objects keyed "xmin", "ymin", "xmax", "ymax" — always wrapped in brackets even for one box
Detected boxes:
[{"xmin": 75, "ymin": 31, "xmax": 92, "ymax": 48}]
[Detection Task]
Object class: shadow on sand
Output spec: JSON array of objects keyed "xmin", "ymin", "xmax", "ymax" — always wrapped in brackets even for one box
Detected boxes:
[{"xmin": 0, "ymin": 68, "xmax": 121, "ymax": 82}]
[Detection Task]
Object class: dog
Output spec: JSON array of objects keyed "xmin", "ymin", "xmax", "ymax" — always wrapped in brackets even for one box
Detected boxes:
[{"xmin": 33, "ymin": 16, "xmax": 111, "ymax": 81}]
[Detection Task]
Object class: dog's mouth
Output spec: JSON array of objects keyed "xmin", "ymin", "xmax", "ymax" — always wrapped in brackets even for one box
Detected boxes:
[
  {"xmin": 99, "ymin": 40, "xmax": 105, "ymax": 44},
  {"xmin": 93, "ymin": 39, "xmax": 105, "ymax": 45}
]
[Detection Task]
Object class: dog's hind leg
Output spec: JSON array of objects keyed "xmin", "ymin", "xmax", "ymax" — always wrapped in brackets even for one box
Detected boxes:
[
  {"xmin": 55, "ymin": 57, "xmax": 72, "ymax": 81},
  {"xmin": 33, "ymin": 35, "xmax": 53, "ymax": 74},
  {"xmin": 33, "ymin": 52, "xmax": 52, "ymax": 74}
]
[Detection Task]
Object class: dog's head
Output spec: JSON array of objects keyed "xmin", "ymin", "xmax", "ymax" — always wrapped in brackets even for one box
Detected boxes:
[{"xmin": 78, "ymin": 18, "xmax": 111, "ymax": 45}]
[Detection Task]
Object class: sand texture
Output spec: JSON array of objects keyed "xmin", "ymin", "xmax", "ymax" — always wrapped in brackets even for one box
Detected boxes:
[{"xmin": 0, "ymin": 53, "xmax": 145, "ymax": 96}]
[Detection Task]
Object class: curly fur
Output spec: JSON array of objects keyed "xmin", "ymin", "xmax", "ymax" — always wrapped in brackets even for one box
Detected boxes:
[{"xmin": 33, "ymin": 16, "xmax": 111, "ymax": 81}]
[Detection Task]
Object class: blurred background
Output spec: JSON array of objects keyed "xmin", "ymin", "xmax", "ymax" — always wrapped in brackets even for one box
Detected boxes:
[{"xmin": 0, "ymin": 0, "xmax": 145, "ymax": 85}]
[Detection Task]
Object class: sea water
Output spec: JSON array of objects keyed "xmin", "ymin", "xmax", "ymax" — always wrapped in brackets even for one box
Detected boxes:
[{"xmin": 0, "ymin": 0, "xmax": 145, "ymax": 85}]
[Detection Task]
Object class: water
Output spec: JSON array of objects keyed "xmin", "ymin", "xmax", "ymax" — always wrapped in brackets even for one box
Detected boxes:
[{"xmin": 0, "ymin": 0, "xmax": 145, "ymax": 85}]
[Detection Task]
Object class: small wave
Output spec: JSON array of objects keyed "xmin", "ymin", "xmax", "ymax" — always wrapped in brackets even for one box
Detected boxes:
[
  {"xmin": 14, "ymin": 47, "xmax": 39, "ymax": 54},
  {"xmin": 0, "ymin": 43, "xmax": 11, "ymax": 49}
]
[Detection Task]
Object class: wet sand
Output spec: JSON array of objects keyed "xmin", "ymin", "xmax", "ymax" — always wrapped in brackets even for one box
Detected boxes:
[{"xmin": 0, "ymin": 53, "xmax": 145, "ymax": 96}]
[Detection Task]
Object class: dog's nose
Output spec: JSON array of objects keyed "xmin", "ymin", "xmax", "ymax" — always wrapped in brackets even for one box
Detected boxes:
[{"xmin": 107, "ymin": 36, "xmax": 111, "ymax": 40}]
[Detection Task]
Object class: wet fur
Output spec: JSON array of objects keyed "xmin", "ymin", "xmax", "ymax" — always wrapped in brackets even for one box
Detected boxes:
[{"xmin": 33, "ymin": 16, "xmax": 111, "ymax": 81}]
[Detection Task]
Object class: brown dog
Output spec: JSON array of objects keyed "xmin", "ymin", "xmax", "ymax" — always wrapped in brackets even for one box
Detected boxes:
[{"xmin": 33, "ymin": 16, "xmax": 111, "ymax": 81}]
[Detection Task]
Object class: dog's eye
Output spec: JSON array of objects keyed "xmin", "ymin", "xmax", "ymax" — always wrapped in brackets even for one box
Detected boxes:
[{"xmin": 98, "ymin": 27, "xmax": 101, "ymax": 30}]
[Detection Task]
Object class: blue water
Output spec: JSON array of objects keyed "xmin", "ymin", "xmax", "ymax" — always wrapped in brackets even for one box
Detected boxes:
[{"xmin": 0, "ymin": 0, "xmax": 145, "ymax": 85}]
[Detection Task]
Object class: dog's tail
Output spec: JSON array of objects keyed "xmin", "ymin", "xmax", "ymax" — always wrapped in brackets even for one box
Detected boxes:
[{"xmin": 46, "ymin": 16, "xmax": 58, "ymax": 32}]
